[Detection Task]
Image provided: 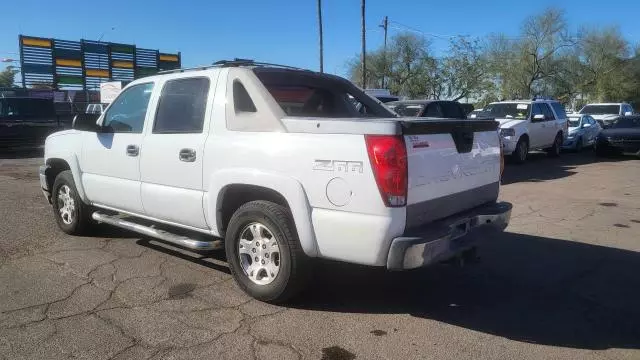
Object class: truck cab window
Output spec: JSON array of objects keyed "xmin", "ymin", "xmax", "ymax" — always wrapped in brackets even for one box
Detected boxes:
[
  {"xmin": 103, "ymin": 83, "xmax": 154, "ymax": 133},
  {"xmin": 234, "ymin": 81, "xmax": 257, "ymax": 113},
  {"xmin": 153, "ymin": 77, "xmax": 209, "ymax": 133}
]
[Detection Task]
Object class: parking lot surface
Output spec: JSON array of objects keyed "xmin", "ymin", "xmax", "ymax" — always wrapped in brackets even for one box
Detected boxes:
[{"xmin": 0, "ymin": 150, "xmax": 639, "ymax": 360}]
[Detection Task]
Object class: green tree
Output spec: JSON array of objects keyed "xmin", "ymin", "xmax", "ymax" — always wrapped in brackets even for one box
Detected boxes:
[
  {"xmin": 0, "ymin": 66, "xmax": 19, "ymax": 88},
  {"xmin": 487, "ymin": 8, "xmax": 575, "ymax": 98},
  {"xmin": 578, "ymin": 26, "xmax": 630, "ymax": 102}
]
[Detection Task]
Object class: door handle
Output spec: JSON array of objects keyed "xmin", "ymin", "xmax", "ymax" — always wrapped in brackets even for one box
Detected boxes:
[
  {"xmin": 126, "ymin": 145, "xmax": 139, "ymax": 157},
  {"xmin": 179, "ymin": 148, "xmax": 196, "ymax": 162}
]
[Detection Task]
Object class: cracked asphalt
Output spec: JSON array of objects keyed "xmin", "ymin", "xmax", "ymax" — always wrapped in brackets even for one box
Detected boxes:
[{"xmin": 0, "ymin": 149, "xmax": 639, "ymax": 360}]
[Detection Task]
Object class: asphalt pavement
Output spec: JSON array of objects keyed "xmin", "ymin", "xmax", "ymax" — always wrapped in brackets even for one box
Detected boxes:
[{"xmin": 0, "ymin": 149, "xmax": 639, "ymax": 360}]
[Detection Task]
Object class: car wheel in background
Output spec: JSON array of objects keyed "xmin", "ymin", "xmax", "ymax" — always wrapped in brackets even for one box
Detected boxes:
[
  {"xmin": 575, "ymin": 137, "xmax": 583, "ymax": 152},
  {"xmin": 547, "ymin": 133, "xmax": 562, "ymax": 157},
  {"xmin": 512, "ymin": 137, "xmax": 528, "ymax": 164}
]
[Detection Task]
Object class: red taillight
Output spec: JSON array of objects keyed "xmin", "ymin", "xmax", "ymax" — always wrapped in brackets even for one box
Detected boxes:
[{"xmin": 365, "ymin": 135, "xmax": 408, "ymax": 207}]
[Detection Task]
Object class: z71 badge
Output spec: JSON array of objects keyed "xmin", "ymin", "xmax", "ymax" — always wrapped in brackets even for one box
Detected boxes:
[{"xmin": 313, "ymin": 160, "xmax": 363, "ymax": 174}]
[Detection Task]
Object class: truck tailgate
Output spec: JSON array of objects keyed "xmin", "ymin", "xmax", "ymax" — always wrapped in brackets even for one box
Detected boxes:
[{"xmin": 402, "ymin": 120, "xmax": 501, "ymax": 229}]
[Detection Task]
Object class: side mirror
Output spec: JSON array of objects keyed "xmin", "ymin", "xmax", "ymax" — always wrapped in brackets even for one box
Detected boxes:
[
  {"xmin": 72, "ymin": 113, "xmax": 101, "ymax": 132},
  {"xmin": 624, "ymin": 111, "xmax": 633, "ymax": 116},
  {"xmin": 582, "ymin": 123, "xmax": 592, "ymax": 128},
  {"xmin": 532, "ymin": 114, "xmax": 546, "ymax": 121}
]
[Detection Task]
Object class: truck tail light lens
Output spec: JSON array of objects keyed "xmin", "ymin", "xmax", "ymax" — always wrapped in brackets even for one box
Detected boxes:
[{"xmin": 365, "ymin": 135, "xmax": 407, "ymax": 207}]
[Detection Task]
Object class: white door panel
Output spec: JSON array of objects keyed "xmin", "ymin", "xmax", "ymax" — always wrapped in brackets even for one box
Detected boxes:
[
  {"xmin": 141, "ymin": 182, "xmax": 206, "ymax": 228},
  {"xmin": 140, "ymin": 134, "xmax": 208, "ymax": 228},
  {"xmin": 528, "ymin": 122, "xmax": 546, "ymax": 148},
  {"xmin": 139, "ymin": 76, "xmax": 214, "ymax": 230},
  {"xmin": 81, "ymin": 131, "xmax": 144, "ymax": 213},
  {"xmin": 82, "ymin": 173, "xmax": 144, "ymax": 211}
]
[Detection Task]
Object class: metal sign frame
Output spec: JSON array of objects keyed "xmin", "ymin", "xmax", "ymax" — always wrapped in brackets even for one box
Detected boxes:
[{"xmin": 19, "ymin": 35, "xmax": 181, "ymax": 90}]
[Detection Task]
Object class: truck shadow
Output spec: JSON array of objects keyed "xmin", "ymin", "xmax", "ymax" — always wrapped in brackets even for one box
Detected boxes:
[
  {"xmin": 501, "ymin": 151, "xmax": 634, "ymax": 185},
  {"xmin": 293, "ymin": 232, "xmax": 640, "ymax": 350}
]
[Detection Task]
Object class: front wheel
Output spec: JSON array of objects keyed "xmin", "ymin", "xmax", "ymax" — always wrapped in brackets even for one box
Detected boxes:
[
  {"xmin": 511, "ymin": 137, "xmax": 529, "ymax": 164},
  {"xmin": 225, "ymin": 200, "xmax": 311, "ymax": 303},
  {"xmin": 547, "ymin": 133, "xmax": 562, "ymax": 157},
  {"xmin": 575, "ymin": 137, "xmax": 583, "ymax": 152},
  {"xmin": 51, "ymin": 170, "xmax": 94, "ymax": 235}
]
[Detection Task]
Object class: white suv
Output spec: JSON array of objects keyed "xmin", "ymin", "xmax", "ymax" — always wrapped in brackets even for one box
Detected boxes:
[
  {"xmin": 579, "ymin": 103, "xmax": 634, "ymax": 127},
  {"xmin": 482, "ymin": 99, "xmax": 569, "ymax": 163}
]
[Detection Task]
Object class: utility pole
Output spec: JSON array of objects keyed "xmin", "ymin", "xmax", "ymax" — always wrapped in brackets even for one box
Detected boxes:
[
  {"xmin": 381, "ymin": 16, "xmax": 388, "ymax": 50},
  {"xmin": 317, "ymin": 0, "xmax": 323, "ymax": 73},
  {"xmin": 380, "ymin": 16, "xmax": 388, "ymax": 88},
  {"xmin": 361, "ymin": 0, "xmax": 366, "ymax": 88}
]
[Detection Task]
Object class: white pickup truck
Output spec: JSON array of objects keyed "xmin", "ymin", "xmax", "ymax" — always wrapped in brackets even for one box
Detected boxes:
[{"xmin": 39, "ymin": 60, "xmax": 511, "ymax": 302}]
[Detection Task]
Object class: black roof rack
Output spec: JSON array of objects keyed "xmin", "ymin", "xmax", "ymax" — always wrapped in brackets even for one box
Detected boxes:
[{"xmin": 158, "ymin": 58, "xmax": 310, "ymax": 75}]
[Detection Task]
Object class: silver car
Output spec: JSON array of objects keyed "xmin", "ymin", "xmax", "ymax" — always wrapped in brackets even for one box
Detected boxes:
[{"xmin": 562, "ymin": 114, "xmax": 601, "ymax": 151}]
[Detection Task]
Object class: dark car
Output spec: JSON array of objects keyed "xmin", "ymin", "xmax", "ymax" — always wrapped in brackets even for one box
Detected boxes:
[
  {"xmin": 594, "ymin": 116, "xmax": 640, "ymax": 156},
  {"xmin": 386, "ymin": 100, "xmax": 467, "ymax": 119},
  {"xmin": 0, "ymin": 97, "xmax": 63, "ymax": 148}
]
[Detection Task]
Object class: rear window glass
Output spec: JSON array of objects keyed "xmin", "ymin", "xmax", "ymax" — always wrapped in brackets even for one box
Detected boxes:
[
  {"xmin": 580, "ymin": 105, "xmax": 619, "ymax": 115},
  {"xmin": 388, "ymin": 104, "xmax": 424, "ymax": 117},
  {"xmin": 254, "ymin": 69, "xmax": 395, "ymax": 118}
]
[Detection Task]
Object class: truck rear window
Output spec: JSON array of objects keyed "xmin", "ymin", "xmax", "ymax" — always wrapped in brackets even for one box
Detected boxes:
[{"xmin": 254, "ymin": 68, "xmax": 395, "ymax": 118}]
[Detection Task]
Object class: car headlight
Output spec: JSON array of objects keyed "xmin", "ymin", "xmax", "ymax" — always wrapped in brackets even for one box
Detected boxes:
[
  {"xmin": 567, "ymin": 133, "xmax": 576, "ymax": 139},
  {"xmin": 500, "ymin": 128, "xmax": 515, "ymax": 137}
]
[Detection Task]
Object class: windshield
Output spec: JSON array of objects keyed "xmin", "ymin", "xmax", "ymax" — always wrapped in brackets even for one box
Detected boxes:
[
  {"xmin": 580, "ymin": 105, "xmax": 619, "ymax": 115},
  {"xmin": 568, "ymin": 117, "xmax": 581, "ymax": 127},
  {"xmin": 387, "ymin": 103, "xmax": 424, "ymax": 117},
  {"xmin": 482, "ymin": 103, "xmax": 530, "ymax": 119},
  {"xmin": 611, "ymin": 117, "xmax": 640, "ymax": 128}
]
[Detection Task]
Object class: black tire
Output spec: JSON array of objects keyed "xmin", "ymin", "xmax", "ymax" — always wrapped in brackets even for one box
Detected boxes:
[
  {"xmin": 547, "ymin": 133, "xmax": 562, "ymax": 157},
  {"xmin": 224, "ymin": 200, "xmax": 311, "ymax": 303},
  {"xmin": 595, "ymin": 144, "xmax": 608, "ymax": 157},
  {"xmin": 511, "ymin": 136, "xmax": 528, "ymax": 164},
  {"xmin": 575, "ymin": 137, "xmax": 583, "ymax": 152},
  {"xmin": 51, "ymin": 170, "xmax": 94, "ymax": 235}
]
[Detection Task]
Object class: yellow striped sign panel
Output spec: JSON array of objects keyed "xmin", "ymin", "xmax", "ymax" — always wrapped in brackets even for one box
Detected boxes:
[
  {"xmin": 159, "ymin": 54, "xmax": 179, "ymax": 62},
  {"xmin": 56, "ymin": 59, "xmax": 82, "ymax": 67},
  {"xmin": 22, "ymin": 37, "xmax": 52, "ymax": 48},
  {"xmin": 112, "ymin": 60, "xmax": 133, "ymax": 69},
  {"xmin": 86, "ymin": 69, "xmax": 109, "ymax": 78}
]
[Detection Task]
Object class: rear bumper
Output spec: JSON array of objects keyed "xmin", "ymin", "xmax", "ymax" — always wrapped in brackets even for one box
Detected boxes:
[
  {"xmin": 386, "ymin": 201, "xmax": 512, "ymax": 270},
  {"xmin": 597, "ymin": 138, "xmax": 640, "ymax": 155}
]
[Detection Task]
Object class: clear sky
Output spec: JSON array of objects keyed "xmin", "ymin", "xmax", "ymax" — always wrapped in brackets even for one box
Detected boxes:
[{"xmin": 1, "ymin": 0, "xmax": 639, "ymax": 77}]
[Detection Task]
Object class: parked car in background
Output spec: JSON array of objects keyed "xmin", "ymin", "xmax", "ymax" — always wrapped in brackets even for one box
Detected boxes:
[
  {"xmin": 468, "ymin": 108, "xmax": 483, "ymax": 118},
  {"xmin": 364, "ymin": 89, "xmax": 399, "ymax": 103},
  {"xmin": 85, "ymin": 103, "xmax": 107, "ymax": 115},
  {"xmin": 459, "ymin": 103, "xmax": 474, "ymax": 115},
  {"xmin": 0, "ymin": 97, "xmax": 63, "ymax": 148},
  {"xmin": 579, "ymin": 103, "xmax": 634, "ymax": 128},
  {"xmin": 595, "ymin": 116, "xmax": 640, "ymax": 156},
  {"xmin": 386, "ymin": 100, "xmax": 467, "ymax": 119},
  {"xmin": 562, "ymin": 114, "xmax": 601, "ymax": 151},
  {"xmin": 39, "ymin": 60, "xmax": 511, "ymax": 302},
  {"xmin": 482, "ymin": 98, "xmax": 568, "ymax": 163}
]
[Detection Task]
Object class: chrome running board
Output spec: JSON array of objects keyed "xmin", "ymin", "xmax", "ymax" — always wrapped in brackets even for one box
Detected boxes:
[{"xmin": 91, "ymin": 212, "xmax": 222, "ymax": 251}]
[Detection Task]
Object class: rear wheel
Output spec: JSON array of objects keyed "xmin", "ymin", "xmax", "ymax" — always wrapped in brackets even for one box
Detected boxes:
[
  {"xmin": 547, "ymin": 133, "xmax": 562, "ymax": 157},
  {"xmin": 225, "ymin": 200, "xmax": 311, "ymax": 303},
  {"xmin": 51, "ymin": 170, "xmax": 94, "ymax": 235},
  {"xmin": 575, "ymin": 137, "xmax": 583, "ymax": 152},
  {"xmin": 511, "ymin": 137, "xmax": 528, "ymax": 164}
]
